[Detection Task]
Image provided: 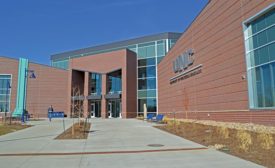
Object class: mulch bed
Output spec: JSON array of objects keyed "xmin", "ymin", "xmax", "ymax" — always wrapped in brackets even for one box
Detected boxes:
[
  {"xmin": 155, "ymin": 121, "xmax": 275, "ymax": 168},
  {"xmin": 55, "ymin": 121, "xmax": 91, "ymax": 139}
]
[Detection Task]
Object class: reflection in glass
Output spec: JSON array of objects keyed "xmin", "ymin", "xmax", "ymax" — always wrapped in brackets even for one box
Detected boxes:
[
  {"xmin": 107, "ymin": 70, "xmax": 122, "ymax": 94},
  {"xmin": 90, "ymin": 73, "xmax": 101, "ymax": 95}
]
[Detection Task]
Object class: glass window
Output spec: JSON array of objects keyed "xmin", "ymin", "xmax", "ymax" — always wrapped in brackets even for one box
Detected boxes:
[
  {"xmin": 258, "ymin": 45, "xmax": 269, "ymax": 65},
  {"xmin": 138, "ymin": 98, "xmax": 157, "ymax": 112},
  {"xmin": 138, "ymin": 78, "xmax": 156, "ymax": 90},
  {"xmin": 137, "ymin": 45, "xmax": 156, "ymax": 59},
  {"xmin": 245, "ymin": 8, "xmax": 275, "ymax": 109},
  {"xmin": 146, "ymin": 45, "xmax": 155, "ymax": 57},
  {"xmin": 138, "ymin": 66, "xmax": 156, "ymax": 78},
  {"xmin": 138, "ymin": 58, "xmax": 155, "ymax": 67},
  {"xmin": 266, "ymin": 10, "xmax": 275, "ymax": 26},
  {"xmin": 157, "ymin": 56, "xmax": 164, "ymax": 64},
  {"xmin": 90, "ymin": 73, "xmax": 101, "ymax": 95},
  {"xmin": 52, "ymin": 59, "xmax": 69, "ymax": 70},
  {"xmin": 267, "ymin": 26, "xmax": 275, "ymax": 42},
  {"xmin": 269, "ymin": 42, "xmax": 275, "ymax": 61},
  {"xmin": 157, "ymin": 40, "xmax": 164, "ymax": 45},
  {"xmin": 107, "ymin": 70, "xmax": 122, "ymax": 94},
  {"xmin": 157, "ymin": 44, "xmax": 165, "ymax": 56},
  {"xmin": 138, "ymin": 90, "xmax": 156, "ymax": 98},
  {"xmin": 0, "ymin": 75, "xmax": 11, "ymax": 112},
  {"xmin": 257, "ymin": 30, "xmax": 268, "ymax": 47},
  {"xmin": 262, "ymin": 64, "xmax": 273, "ymax": 107}
]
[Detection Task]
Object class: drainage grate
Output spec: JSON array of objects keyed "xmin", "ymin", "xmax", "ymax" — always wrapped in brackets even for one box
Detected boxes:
[{"xmin": 147, "ymin": 144, "xmax": 164, "ymax": 147}]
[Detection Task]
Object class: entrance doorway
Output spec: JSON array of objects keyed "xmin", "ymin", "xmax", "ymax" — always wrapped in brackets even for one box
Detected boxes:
[
  {"xmin": 107, "ymin": 99, "xmax": 121, "ymax": 118},
  {"xmin": 89, "ymin": 100, "xmax": 101, "ymax": 118}
]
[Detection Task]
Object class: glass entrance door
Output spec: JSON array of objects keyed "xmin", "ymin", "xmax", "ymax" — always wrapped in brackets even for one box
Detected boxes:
[
  {"xmin": 108, "ymin": 102, "xmax": 112, "ymax": 118},
  {"xmin": 107, "ymin": 99, "xmax": 121, "ymax": 118},
  {"xmin": 90, "ymin": 103, "xmax": 95, "ymax": 118},
  {"xmin": 90, "ymin": 101, "xmax": 101, "ymax": 118}
]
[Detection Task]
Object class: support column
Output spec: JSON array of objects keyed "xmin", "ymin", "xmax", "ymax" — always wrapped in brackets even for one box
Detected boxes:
[
  {"xmin": 83, "ymin": 71, "xmax": 89, "ymax": 118},
  {"xmin": 67, "ymin": 67, "xmax": 73, "ymax": 118},
  {"xmin": 101, "ymin": 74, "xmax": 107, "ymax": 118}
]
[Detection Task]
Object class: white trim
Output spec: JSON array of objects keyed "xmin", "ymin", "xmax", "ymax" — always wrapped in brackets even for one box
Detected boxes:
[
  {"xmin": 245, "ymin": 23, "xmax": 275, "ymax": 40},
  {"xmin": 138, "ymin": 64, "xmax": 156, "ymax": 68},
  {"xmin": 243, "ymin": 3, "xmax": 275, "ymax": 26},
  {"xmin": 165, "ymin": 39, "xmax": 169, "ymax": 53},
  {"xmin": 246, "ymin": 40, "xmax": 275, "ymax": 54},
  {"xmin": 155, "ymin": 39, "xmax": 158, "ymax": 116},
  {"xmin": 248, "ymin": 60, "xmax": 275, "ymax": 70},
  {"xmin": 138, "ymin": 76, "xmax": 156, "ymax": 79},
  {"xmin": 0, "ymin": 74, "xmax": 12, "ymax": 113},
  {"xmin": 138, "ymin": 89, "xmax": 157, "ymax": 91}
]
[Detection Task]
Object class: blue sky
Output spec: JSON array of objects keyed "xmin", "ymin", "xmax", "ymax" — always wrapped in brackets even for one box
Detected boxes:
[{"xmin": 0, "ymin": 0, "xmax": 208, "ymax": 65}]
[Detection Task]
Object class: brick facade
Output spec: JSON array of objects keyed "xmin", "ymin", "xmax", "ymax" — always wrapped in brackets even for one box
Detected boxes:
[
  {"xmin": 158, "ymin": 0, "xmax": 275, "ymax": 126},
  {"xmin": 0, "ymin": 57, "xmax": 69, "ymax": 118}
]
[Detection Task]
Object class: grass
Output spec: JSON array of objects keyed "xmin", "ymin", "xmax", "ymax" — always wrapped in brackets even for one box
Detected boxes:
[{"xmin": 0, "ymin": 123, "xmax": 31, "ymax": 136}]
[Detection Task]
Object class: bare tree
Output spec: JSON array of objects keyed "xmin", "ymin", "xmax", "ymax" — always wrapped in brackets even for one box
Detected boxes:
[
  {"xmin": 183, "ymin": 88, "xmax": 189, "ymax": 119},
  {"xmin": 71, "ymin": 85, "xmax": 83, "ymax": 135}
]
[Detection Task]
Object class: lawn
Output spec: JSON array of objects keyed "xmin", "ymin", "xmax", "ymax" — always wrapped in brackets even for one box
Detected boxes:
[{"xmin": 0, "ymin": 123, "xmax": 31, "ymax": 136}]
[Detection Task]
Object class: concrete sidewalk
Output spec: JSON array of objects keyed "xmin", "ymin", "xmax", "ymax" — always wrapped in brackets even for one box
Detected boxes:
[{"xmin": 0, "ymin": 119, "xmax": 263, "ymax": 168}]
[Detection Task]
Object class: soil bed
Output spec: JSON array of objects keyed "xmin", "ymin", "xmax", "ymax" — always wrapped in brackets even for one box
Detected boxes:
[
  {"xmin": 55, "ymin": 121, "xmax": 91, "ymax": 139},
  {"xmin": 155, "ymin": 120, "xmax": 275, "ymax": 168},
  {"xmin": 0, "ymin": 123, "xmax": 31, "ymax": 136}
]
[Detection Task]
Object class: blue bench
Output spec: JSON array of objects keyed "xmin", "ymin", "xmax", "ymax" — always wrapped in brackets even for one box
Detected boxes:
[
  {"xmin": 152, "ymin": 114, "xmax": 164, "ymax": 122},
  {"xmin": 146, "ymin": 113, "xmax": 155, "ymax": 120},
  {"xmin": 48, "ymin": 111, "xmax": 64, "ymax": 121}
]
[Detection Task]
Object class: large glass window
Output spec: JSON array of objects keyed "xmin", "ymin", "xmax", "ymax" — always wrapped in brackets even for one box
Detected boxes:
[
  {"xmin": 107, "ymin": 70, "xmax": 122, "ymax": 94},
  {"xmin": 138, "ymin": 66, "xmax": 156, "ymax": 78},
  {"xmin": 138, "ymin": 58, "xmax": 155, "ymax": 67},
  {"xmin": 52, "ymin": 59, "xmax": 69, "ymax": 70},
  {"xmin": 0, "ymin": 75, "xmax": 11, "ymax": 112},
  {"xmin": 89, "ymin": 73, "xmax": 101, "ymax": 95},
  {"xmin": 138, "ymin": 78, "xmax": 156, "ymax": 90},
  {"xmin": 245, "ymin": 7, "xmax": 275, "ymax": 108},
  {"xmin": 138, "ymin": 98, "xmax": 157, "ymax": 112},
  {"xmin": 137, "ymin": 44, "xmax": 156, "ymax": 59}
]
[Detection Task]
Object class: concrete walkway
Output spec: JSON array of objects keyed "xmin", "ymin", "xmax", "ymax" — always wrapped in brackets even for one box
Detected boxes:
[{"xmin": 0, "ymin": 119, "xmax": 263, "ymax": 168}]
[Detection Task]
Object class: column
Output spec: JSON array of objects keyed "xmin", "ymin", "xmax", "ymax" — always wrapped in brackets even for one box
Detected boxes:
[
  {"xmin": 83, "ymin": 71, "xmax": 89, "ymax": 118},
  {"xmin": 101, "ymin": 74, "xmax": 107, "ymax": 118},
  {"xmin": 67, "ymin": 68, "xmax": 73, "ymax": 117}
]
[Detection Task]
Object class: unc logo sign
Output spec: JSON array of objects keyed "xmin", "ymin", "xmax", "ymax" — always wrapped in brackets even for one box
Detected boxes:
[{"xmin": 173, "ymin": 49, "xmax": 194, "ymax": 73}]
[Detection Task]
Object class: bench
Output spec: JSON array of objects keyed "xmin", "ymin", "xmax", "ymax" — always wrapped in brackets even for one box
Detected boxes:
[
  {"xmin": 146, "ymin": 113, "xmax": 155, "ymax": 121},
  {"xmin": 152, "ymin": 114, "xmax": 165, "ymax": 123}
]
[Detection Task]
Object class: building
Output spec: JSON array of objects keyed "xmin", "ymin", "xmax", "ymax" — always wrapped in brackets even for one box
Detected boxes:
[
  {"xmin": 1, "ymin": 0, "xmax": 275, "ymax": 125},
  {"xmin": 51, "ymin": 32, "xmax": 181, "ymax": 116},
  {"xmin": 158, "ymin": 0, "xmax": 275, "ymax": 125},
  {"xmin": 0, "ymin": 57, "xmax": 68, "ymax": 118},
  {"xmin": 0, "ymin": 33, "xmax": 181, "ymax": 119},
  {"xmin": 68, "ymin": 49, "xmax": 137, "ymax": 118}
]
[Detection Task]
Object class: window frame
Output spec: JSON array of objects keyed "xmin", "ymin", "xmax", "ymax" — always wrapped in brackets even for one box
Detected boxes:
[
  {"xmin": 243, "ymin": 3, "xmax": 275, "ymax": 109},
  {"xmin": 0, "ymin": 74, "xmax": 12, "ymax": 113}
]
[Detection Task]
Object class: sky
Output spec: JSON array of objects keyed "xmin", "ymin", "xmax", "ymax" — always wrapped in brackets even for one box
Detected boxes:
[{"xmin": 0, "ymin": 0, "xmax": 208, "ymax": 65}]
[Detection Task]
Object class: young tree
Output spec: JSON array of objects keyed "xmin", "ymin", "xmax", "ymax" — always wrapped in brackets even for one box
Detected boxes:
[
  {"xmin": 71, "ymin": 85, "xmax": 83, "ymax": 135},
  {"xmin": 183, "ymin": 88, "xmax": 189, "ymax": 119}
]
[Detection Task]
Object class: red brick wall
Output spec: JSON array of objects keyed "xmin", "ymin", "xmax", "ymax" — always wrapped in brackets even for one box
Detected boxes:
[
  {"xmin": 0, "ymin": 57, "xmax": 69, "ymax": 118},
  {"xmin": 158, "ymin": 0, "xmax": 275, "ymax": 125},
  {"xmin": 27, "ymin": 63, "xmax": 69, "ymax": 118},
  {"xmin": 0, "ymin": 57, "xmax": 19, "ymax": 116},
  {"xmin": 69, "ymin": 49, "xmax": 137, "ymax": 118}
]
